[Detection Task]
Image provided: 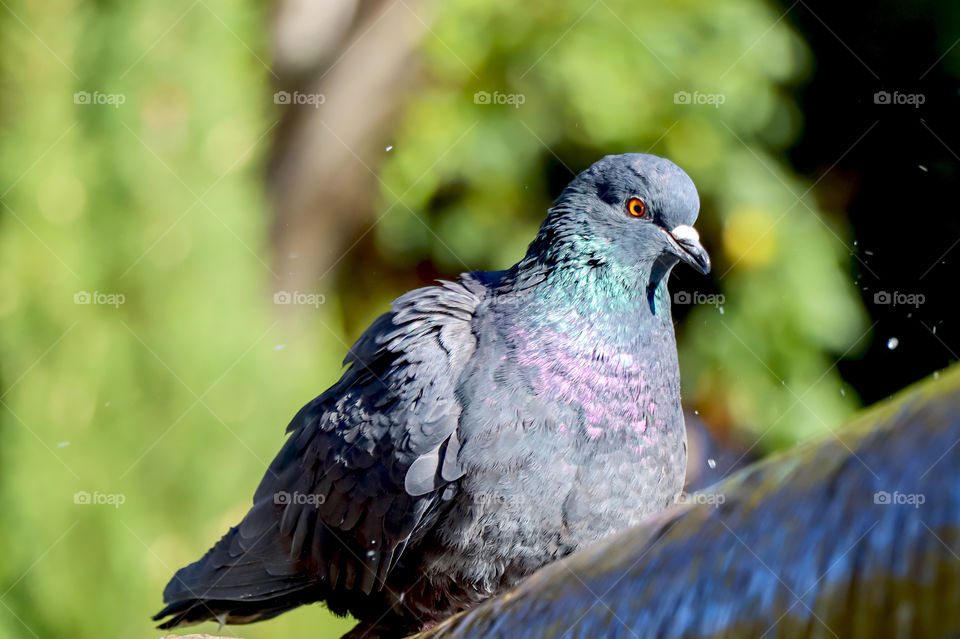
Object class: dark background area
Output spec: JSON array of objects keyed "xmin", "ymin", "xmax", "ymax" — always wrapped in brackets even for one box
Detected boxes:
[{"xmin": 786, "ymin": 0, "xmax": 960, "ymax": 402}]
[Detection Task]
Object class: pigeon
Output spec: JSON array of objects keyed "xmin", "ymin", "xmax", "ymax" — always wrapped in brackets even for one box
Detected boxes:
[
  {"xmin": 153, "ymin": 153, "xmax": 710, "ymax": 638},
  {"xmin": 410, "ymin": 365, "xmax": 960, "ymax": 639}
]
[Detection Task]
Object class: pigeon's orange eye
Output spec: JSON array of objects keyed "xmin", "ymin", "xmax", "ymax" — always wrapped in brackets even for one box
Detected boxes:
[{"xmin": 627, "ymin": 198, "xmax": 647, "ymax": 218}]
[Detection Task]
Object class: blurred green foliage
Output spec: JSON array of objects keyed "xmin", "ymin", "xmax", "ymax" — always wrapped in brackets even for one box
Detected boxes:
[
  {"xmin": 0, "ymin": 1, "xmax": 352, "ymax": 637},
  {"xmin": 0, "ymin": 0, "xmax": 866, "ymax": 638}
]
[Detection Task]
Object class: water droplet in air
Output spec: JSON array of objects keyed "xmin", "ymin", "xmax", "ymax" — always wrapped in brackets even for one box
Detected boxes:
[
  {"xmin": 887, "ymin": 337, "xmax": 899, "ymax": 350},
  {"xmin": 707, "ymin": 458, "xmax": 716, "ymax": 469},
  {"xmin": 274, "ymin": 344, "xmax": 287, "ymax": 351},
  {"xmin": 718, "ymin": 306, "xmax": 724, "ymax": 315},
  {"xmin": 385, "ymin": 145, "xmax": 393, "ymax": 152}
]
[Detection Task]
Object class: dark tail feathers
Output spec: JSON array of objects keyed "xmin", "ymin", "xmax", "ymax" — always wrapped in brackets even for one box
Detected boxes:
[{"xmin": 153, "ymin": 526, "xmax": 316, "ymax": 629}]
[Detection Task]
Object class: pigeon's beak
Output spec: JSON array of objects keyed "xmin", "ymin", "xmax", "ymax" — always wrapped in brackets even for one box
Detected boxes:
[{"xmin": 665, "ymin": 224, "xmax": 711, "ymax": 274}]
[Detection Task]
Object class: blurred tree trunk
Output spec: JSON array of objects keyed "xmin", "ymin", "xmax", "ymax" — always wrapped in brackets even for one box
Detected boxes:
[{"xmin": 267, "ymin": 0, "xmax": 429, "ymax": 294}]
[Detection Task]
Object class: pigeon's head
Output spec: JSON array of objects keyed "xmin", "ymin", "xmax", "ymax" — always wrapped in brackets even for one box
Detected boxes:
[{"xmin": 547, "ymin": 153, "xmax": 710, "ymax": 275}]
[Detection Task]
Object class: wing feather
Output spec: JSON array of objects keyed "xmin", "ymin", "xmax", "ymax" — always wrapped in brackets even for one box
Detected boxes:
[{"xmin": 244, "ymin": 276, "xmax": 484, "ymax": 596}]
